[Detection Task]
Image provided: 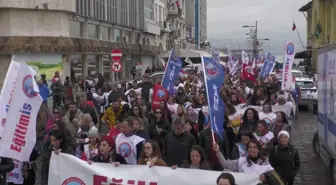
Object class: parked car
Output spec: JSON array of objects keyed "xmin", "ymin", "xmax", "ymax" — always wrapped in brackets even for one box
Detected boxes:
[{"xmin": 295, "ymin": 77, "xmax": 318, "ymax": 108}]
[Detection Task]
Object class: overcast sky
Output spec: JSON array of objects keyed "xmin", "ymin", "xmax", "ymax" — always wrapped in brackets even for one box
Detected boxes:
[{"xmin": 207, "ymin": 0, "xmax": 311, "ymax": 54}]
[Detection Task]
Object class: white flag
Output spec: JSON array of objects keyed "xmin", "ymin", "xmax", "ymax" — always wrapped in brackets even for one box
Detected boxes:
[
  {"xmin": 281, "ymin": 41, "xmax": 296, "ymax": 90},
  {"xmin": 241, "ymin": 50, "xmax": 249, "ymax": 64},
  {"xmin": 0, "ymin": 61, "xmax": 36, "ymax": 137},
  {"xmin": 252, "ymin": 58, "xmax": 256, "ymax": 69},
  {"xmin": 0, "ymin": 62, "xmax": 42, "ymax": 161}
]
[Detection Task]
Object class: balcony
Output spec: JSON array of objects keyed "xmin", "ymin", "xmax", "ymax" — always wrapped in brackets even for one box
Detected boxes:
[
  {"xmin": 144, "ymin": 19, "xmax": 160, "ymax": 35},
  {"xmin": 159, "ymin": 21, "xmax": 171, "ymax": 34},
  {"xmin": 168, "ymin": 5, "xmax": 182, "ymax": 17}
]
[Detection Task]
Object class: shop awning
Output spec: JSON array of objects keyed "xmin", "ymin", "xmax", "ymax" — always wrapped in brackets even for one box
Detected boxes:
[
  {"xmin": 295, "ymin": 50, "xmax": 311, "ymax": 59},
  {"xmin": 299, "ymin": 1, "xmax": 312, "ymax": 12},
  {"xmin": 162, "ymin": 49, "xmax": 228, "ymax": 58}
]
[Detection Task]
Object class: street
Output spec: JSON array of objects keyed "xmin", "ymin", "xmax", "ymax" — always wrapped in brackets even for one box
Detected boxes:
[{"xmin": 292, "ymin": 111, "xmax": 334, "ymax": 185}]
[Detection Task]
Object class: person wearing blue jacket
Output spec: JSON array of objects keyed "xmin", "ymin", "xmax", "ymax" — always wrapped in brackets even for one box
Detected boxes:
[
  {"xmin": 38, "ymin": 79, "xmax": 50, "ymax": 105},
  {"xmin": 290, "ymin": 82, "xmax": 301, "ymax": 119}
]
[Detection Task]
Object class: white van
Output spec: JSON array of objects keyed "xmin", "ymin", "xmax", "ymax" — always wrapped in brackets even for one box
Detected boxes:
[
  {"xmin": 270, "ymin": 69, "xmax": 303, "ymax": 80},
  {"xmin": 314, "ymin": 42, "xmax": 336, "ymax": 179}
]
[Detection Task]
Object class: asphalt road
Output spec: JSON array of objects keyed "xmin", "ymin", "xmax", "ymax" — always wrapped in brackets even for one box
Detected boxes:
[{"xmin": 292, "ymin": 111, "xmax": 334, "ymax": 185}]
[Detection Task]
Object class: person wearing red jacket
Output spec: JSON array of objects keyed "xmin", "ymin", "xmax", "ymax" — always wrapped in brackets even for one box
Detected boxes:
[{"xmin": 52, "ymin": 71, "xmax": 60, "ymax": 84}]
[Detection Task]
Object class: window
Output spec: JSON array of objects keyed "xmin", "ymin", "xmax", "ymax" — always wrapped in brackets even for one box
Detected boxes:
[
  {"xmin": 159, "ymin": 6, "xmax": 162, "ymax": 22},
  {"xmin": 292, "ymin": 71, "xmax": 303, "ymax": 78},
  {"xmin": 76, "ymin": 0, "xmax": 80, "ymax": 13},
  {"xmin": 101, "ymin": 26, "xmax": 109, "ymax": 41},
  {"xmin": 69, "ymin": 20, "xmax": 82, "ymax": 38},
  {"xmin": 114, "ymin": 29, "xmax": 121, "ymax": 42},
  {"xmin": 88, "ymin": 24, "xmax": 99, "ymax": 39},
  {"xmin": 145, "ymin": 0, "xmax": 154, "ymax": 20},
  {"xmin": 93, "ymin": 0, "xmax": 105, "ymax": 20},
  {"xmin": 120, "ymin": 0, "xmax": 129, "ymax": 26},
  {"xmin": 155, "ymin": 4, "xmax": 158, "ymax": 22},
  {"xmin": 107, "ymin": 0, "xmax": 117, "ymax": 23},
  {"xmin": 296, "ymin": 81, "xmax": 315, "ymax": 88},
  {"xmin": 124, "ymin": 31, "xmax": 132, "ymax": 42},
  {"xmin": 102, "ymin": 55, "xmax": 112, "ymax": 82},
  {"xmin": 108, "ymin": 27, "xmax": 113, "ymax": 41}
]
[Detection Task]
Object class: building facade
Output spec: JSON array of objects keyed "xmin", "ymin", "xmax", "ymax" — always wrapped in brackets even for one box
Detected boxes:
[
  {"xmin": 169, "ymin": 0, "xmax": 187, "ymax": 50},
  {"xmin": 0, "ymin": 0, "xmax": 163, "ymax": 85},
  {"xmin": 199, "ymin": 0, "xmax": 207, "ymax": 43},
  {"xmin": 184, "ymin": 0, "xmax": 207, "ymax": 49},
  {"xmin": 302, "ymin": 0, "xmax": 336, "ymax": 70}
]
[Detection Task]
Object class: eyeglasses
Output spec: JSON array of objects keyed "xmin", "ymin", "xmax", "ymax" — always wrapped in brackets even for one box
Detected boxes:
[{"xmin": 155, "ymin": 111, "xmax": 162, "ymax": 115}]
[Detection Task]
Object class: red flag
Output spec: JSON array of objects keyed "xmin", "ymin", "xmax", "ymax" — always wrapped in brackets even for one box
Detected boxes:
[
  {"xmin": 151, "ymin": 84, "xmax": 168, "ymax": 110},
  {"xmin": 241, "ymin": 63, "xmax": 257, "ymax": 84},
  {"xmin": 292, "ymin": 22, "xmax": 296, "ymax": 31},
  {"xmin": 175, "ymin": 0, "xmax": 180, "ymax": 7}
]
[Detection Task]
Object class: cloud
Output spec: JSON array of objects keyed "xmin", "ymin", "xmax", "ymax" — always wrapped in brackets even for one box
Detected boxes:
[{"xmin": 207, "ymin": 0, "xmax": 311, "ymax": 53}]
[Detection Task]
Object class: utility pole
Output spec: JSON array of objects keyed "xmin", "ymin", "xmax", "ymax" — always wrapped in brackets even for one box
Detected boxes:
[
  {"xmin": 243, "ymin": 21, "xmax": 269, "ymax": 55},
  {"xmin": 254, "ymin": 21, "xmax": 258, "ymax": 55}
]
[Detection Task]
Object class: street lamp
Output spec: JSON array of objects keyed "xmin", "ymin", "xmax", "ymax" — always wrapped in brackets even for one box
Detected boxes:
[
  {"xmin": 243, "ymin": 21, "xmax": 258, "ymax": 54},
  {"xmin": 242, "ymin": 25, "xmax": 256, "ymax": 28}
]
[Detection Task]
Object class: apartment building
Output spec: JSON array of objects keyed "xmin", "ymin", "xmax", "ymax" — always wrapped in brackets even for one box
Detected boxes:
[
  {"xmin": 0, "ymin": 0, "xmax": 164, "ymax": 84},
  {"xmin": 185, "ymin": 0, "xmax": 207, "ymax": 49}
]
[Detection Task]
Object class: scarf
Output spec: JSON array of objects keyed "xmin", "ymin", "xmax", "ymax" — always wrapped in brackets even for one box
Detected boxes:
[{"xmin": 237, "ymin": 143, "xmax": 247, "ymax": 157}]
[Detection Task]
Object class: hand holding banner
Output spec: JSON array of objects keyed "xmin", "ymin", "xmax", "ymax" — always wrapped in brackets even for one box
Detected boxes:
[{"xmin": 49, "ymin": 153, "xmax": 260, "ymax": 185}]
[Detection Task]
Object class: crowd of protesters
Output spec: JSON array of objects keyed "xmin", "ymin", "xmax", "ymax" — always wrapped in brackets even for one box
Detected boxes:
[{"xmin": 0, "ymin": 65, "xmax": 301, "ymax": 185}]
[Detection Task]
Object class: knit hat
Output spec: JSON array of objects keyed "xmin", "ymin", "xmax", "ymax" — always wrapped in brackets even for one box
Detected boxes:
[
  {"xmin": 88, "ymin": 129, "xmax": 100, "ymax": 139},
  {"xmin": 87, "ymin": 101, "xmax": 94, "ymax": 108},
  {"xmin": 99, "ymin": 136, "xmax": 115, "ymax": 150},
  {"xmin": 278, "ymin": 130, "xmax": 290, "ymax": 139}
]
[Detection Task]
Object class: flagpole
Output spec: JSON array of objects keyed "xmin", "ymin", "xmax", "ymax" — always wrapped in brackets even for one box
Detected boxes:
[
  {"xmin": 161, "ymin": 48, "xmax": 173, "ymax": 86},
  {"xmin": 200, "ymin": 55, "xmax": 216, "ymax": 143},
  {"xmin": 293, "ymin": 20, "xmax": 305, "ymax": 50}
]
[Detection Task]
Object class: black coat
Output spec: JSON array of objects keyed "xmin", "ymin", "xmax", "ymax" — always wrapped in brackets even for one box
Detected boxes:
[
  {"xmin": 41, "ymin": 146, "xmax": 74, "ymax": 185},
  {"xmin": 148, "ymin": 119, "xmax": 171, "ymax": 150},
  {"xmin": 91, "ymin": 152, "xmax": 127, "ymax": 164},
  {"xmin": 135, "ymin": 129, "xmax": 150, "ymax": 141},
  {"xmin": 0, "ymin": 157, "xmax": 14, "ymax": 185},
  {"xmin": 163, "ymin": 132, "xmax": 195, "ymax": 166},
  {"xmin": 269, "ymin": 144, "xmax": 300, "ymax": 181}
]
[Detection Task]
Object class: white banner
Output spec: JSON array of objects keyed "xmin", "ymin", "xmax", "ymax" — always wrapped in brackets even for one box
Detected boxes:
[
  {"xmin": 0, "ymin": 60, "xmax": 36, "ymax": 137},
  {"xmin": 7, "ymin": 159, "xmax": 24, "ymax": 184},
  {"xmin": 49, "ymin": 153, "xmax": 260, "ymax": 185},
  {"xmin": 281, "ymin": 41, "xmax": 295, "ymax": 90},
  {"xmin": 234, "ymin": 103, "xmax": 295, "ymax": 120},
  {"xmin": 0, "ymin": 62, "xmax": 42, "ymax": 161},
  {"xmin": 235, "ymin": 104, "xmax": 262, "ymax": 115}
]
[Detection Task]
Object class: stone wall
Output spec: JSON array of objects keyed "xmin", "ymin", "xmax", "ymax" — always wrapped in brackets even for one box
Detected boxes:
[{"xmin": 0, "ymin": 54, "xmax": 11, "ymax": 87}]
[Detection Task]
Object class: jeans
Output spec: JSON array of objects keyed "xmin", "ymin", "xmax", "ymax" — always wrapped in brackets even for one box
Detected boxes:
[{"xmin": 52, "ymin": 95, "xmax": 62, "ymax": 109}]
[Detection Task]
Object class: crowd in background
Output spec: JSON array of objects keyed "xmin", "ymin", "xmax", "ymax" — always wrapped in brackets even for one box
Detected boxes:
[{"xmin": 0, "ymin": 64, "xmax": 302, "ymax": 185}]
